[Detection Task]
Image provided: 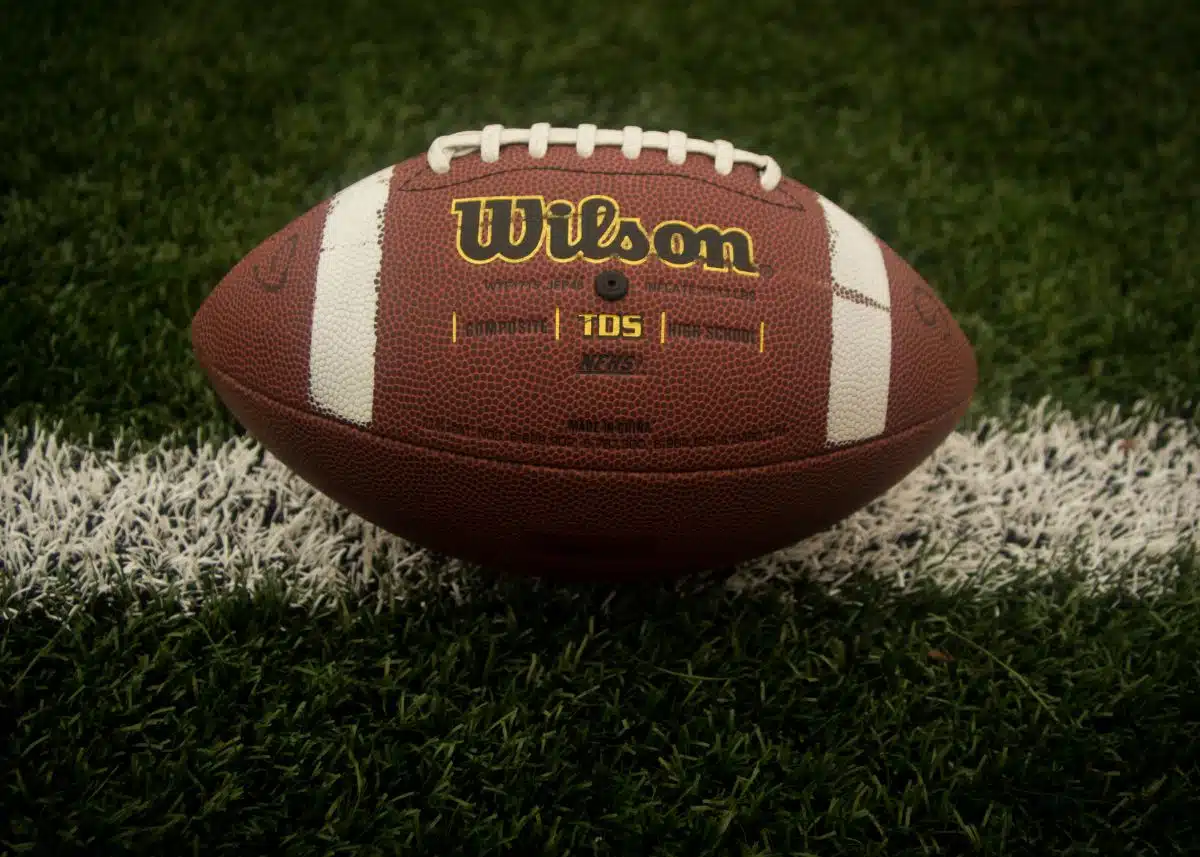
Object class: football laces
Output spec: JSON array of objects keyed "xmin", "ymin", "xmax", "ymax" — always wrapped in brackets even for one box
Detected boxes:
[{"xmin": 427, "ymin": 123, "xmax": 783, "ymax": 191}]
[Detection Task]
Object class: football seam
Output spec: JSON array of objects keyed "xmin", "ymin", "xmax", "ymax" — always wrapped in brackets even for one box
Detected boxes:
[
  {"xmin": 396, "ymin": 162, "xmax": 809, "ymax": 213},
  {"xmin": 831, "ymin": 281, "xmax": 890, "ymax": 313},
  {"xmin": 202, "ymin": 360, "xmax": 971, "ymax": 477}
]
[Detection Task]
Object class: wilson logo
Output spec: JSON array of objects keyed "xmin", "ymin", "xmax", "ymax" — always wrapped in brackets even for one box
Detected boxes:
[{"xmin": 451, "ymin": 195, "xmax": 759, "ymax": 277}]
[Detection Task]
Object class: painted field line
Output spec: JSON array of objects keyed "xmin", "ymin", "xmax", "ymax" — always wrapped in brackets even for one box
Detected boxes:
[{"xmin": 1, "ymin": 399, "xmax": 1196, "ymax": 617}]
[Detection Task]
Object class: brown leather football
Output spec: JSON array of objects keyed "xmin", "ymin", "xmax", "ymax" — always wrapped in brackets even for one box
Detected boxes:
[{"xmin": 192, "ymin": 123, "xmax": 977, "ymax": 580}]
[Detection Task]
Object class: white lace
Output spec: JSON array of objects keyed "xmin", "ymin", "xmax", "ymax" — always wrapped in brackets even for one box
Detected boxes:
[{"xmin": 426, "ymin": 123, "xmax": 783, "ymax": 191}]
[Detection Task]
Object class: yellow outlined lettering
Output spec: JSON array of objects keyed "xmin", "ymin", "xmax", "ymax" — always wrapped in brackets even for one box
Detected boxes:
[{"xmin": 452, "ymin": 194, "xmax": 759, "ymax": 276}]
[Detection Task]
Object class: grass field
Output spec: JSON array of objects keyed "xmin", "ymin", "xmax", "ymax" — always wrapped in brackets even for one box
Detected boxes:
[{"xmin": 2, "ymin": 0, "xmax": 1199, "ymax": 853}]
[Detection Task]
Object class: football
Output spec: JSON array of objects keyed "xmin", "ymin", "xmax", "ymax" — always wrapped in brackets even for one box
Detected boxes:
[{"xmin": 191, "ymin": 123, "xmax": 977, "ymax": 580}]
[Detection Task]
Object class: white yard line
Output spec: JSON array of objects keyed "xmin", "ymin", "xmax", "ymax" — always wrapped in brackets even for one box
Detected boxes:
[{"xmin": 2, "ymin": 399, "xmax": 1197, "ymax": 618}]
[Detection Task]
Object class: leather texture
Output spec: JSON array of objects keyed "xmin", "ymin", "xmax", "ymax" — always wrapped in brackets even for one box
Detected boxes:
[{"xmin": 192, "ymin": 135, "xmax": 977, "ymax": 579}]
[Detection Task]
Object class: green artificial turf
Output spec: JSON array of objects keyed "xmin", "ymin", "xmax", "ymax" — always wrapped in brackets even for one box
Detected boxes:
[
  {"xmin": 1, "ymin": 0, "xmax": 1198, "ymax": 447},
  {"xmin": 5, "ymin": 566, "xmax": 1200, "ymax": 855}
]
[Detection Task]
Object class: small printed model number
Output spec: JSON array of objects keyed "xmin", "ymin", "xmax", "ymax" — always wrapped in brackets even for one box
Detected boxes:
[{"xmin": 579, "ymin": 352, "xmax": 642, "ymax": 375}]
